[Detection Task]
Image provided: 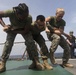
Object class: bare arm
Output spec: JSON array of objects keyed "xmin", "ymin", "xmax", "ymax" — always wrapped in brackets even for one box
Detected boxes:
[
  {"xmin": 45, "ymin": 17, "xmax": 61, "ymax": 35},
  {"xmin": 66, "ymin": 39, "xmax": 72, "ymax": 45},
  {"xmin": 59, "ymin": 26, "xmax": 71, "ymax": 38},
  {"xmin": 0, "ymin": 18, "xmax": 6, "ymax": 27},
  {"xmin": 46, "ymin": 17, "xmax": 57, "ymax": 32}
]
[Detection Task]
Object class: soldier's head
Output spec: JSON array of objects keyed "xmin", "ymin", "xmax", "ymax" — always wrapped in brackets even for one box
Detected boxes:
[
  {"xmin": 36, "ymin": 15, "xmax": 45, "ymax": 29},
  {"xmin": 13, "ymin": 3, "xmax": 29, "ymax": 20},
  {"xmin": 36, "ymin": 15, "xmax": 45, "ymax": 25},
  {"xmin": 56, "ymin": 8, "xmax": 65, "ymax": 21},
  {"xmin": 69, "ymin": 31, "xmax": 73, "ymax": 36}
]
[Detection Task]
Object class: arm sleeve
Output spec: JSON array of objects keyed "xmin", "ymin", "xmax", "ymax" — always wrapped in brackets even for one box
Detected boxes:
[
  {"xmin": 0, "ymin": 9, "xmax": 13, "ymax": 17},
  {"xmin": 27, "ymin": 15, "xmax": 32, "ymax": 24}
]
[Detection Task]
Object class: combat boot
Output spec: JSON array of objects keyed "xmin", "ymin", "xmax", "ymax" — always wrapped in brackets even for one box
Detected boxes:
[
  {"xmin": 42, "ymin": 56, "xmax": 53, "ymax": 70},
  {"xmin": 29, "ymin": 61, "xmax": 36, "ymax": 69},
  {"xmin": 62, "ymin": 63, "xmax": 74, "ymax": 68},
  {"xmin": 0, "ymin": 61, "xmax": 6, "ymax": 73},
  {"xmin": 34, "ymin": 57, "xmax": 45, "ymax": 70}
]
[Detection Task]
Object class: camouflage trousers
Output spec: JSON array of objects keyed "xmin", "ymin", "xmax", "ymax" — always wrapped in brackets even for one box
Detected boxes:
[
  {"xmin": 1, "ymin": 32, "xmax": 38, "ymax": 61},
  {"xmin": 47, "ymin": 32, "xmax": 70, "ymax": 64},
  {"xmin": 32, "ymin": 34, "xmax": 49, "ymax": 57}
]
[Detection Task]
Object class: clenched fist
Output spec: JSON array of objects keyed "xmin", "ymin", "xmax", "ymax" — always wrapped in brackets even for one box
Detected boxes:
[{"xmin": 3, "ymin": 25, "xmax": 11, "ymax": 32}]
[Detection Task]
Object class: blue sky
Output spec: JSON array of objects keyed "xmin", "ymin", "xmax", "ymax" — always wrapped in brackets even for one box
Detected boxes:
[{"xmin": 0, "ymin": 0, "xmax": 76, "ymax": 55}]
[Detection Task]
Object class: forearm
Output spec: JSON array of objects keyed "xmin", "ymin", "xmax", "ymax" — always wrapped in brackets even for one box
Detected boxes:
[
  {"xmin": 62, "ymin": 32, "xmax": 70, "ymax": 38},
  {"xmin": 66, "ymin": 39, "xmax": 72, "ymax": 45},
  {"xmin": 46, "ymin": 22, "xmax": 55, "ymax": 32},
  {"xmin": 0, "ymin": 11, "xmax": 6, "ymax": 26}
]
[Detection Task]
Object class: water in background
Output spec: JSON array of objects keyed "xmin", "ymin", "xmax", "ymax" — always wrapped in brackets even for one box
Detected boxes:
[{"xmin": 0, "ymin": 41, "xmax": 76, "ymax": 59}]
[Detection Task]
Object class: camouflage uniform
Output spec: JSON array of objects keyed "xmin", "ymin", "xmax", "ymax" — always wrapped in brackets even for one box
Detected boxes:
[
  {"xmin": 30, "ymin": 21, "xmax": 53, "ymax": 70},
  {"xmin": 67, "ymin": 31, "xmax": 76, "ymax": 58},
  {"xmin": 46, "ymin": 16, "xmax": 70, "ymax": 64},
  {"xmin": 31, "ymin": 21, "xmax": 49, "ymax": 57},
  {"xmin": 0, "ymin": 9, "xmax": 38, "ymax": 61}
]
